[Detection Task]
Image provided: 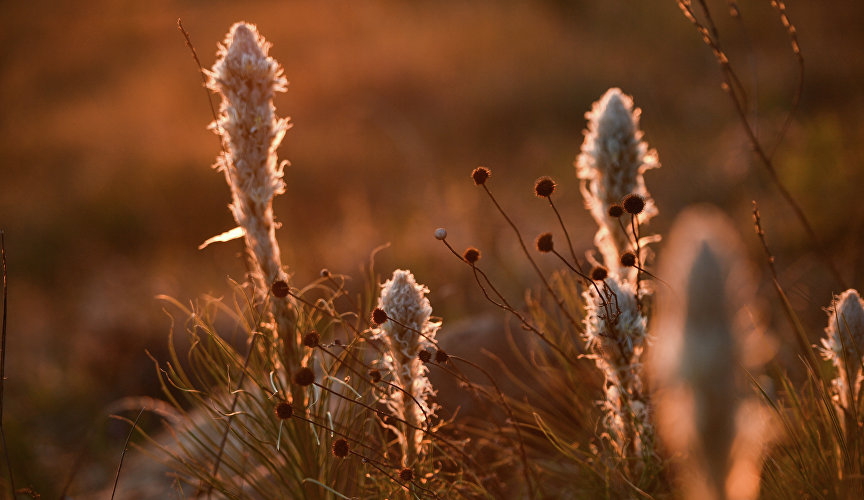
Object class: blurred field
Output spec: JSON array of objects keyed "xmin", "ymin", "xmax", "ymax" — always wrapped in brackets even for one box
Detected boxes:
[{"xmin": 1, "ymin": 0, "xmax": 863, "ymax": 494}]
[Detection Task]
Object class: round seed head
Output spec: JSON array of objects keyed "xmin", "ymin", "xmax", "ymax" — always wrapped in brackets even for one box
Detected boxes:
[
  {"xmin": 435, "ymin": 349, "xmax": 449, "ymax": 363},
  {"xmin": 399, "ymin": 467, "xmax": 414, "ymax": 482},
  {"xmin": 271, "ymin": 279, "xmax": 289, "ymax": 298},
  {"xmin": 462, "ymin": 247, "xmax": 481, "ymax": 264},
  {"xmin": 620, "ymin": 252, "xmax": 637, "ymax": 267},
  {"xmin": 535, "ymin": 232, "xmax": 554, "ymax": 253},
  {"xmin": 332, "ymin": 438, "xmax": 350, "ymax": 458},
  {"xmin": 368, "ymin": 369, "xmax": 382, "ymax": 383},
  {"xmin": 371, "ymin": 307, "xmax": 388, "ymax": 325},
  {"xmin": 608, "ymin": 204, "xmax": 624, "ymax": 218},
  {"xmin": 534, "ymin": 176, "xmax": 556, "ymax": 197},
  {"xmin": 590, "ymin": 266, "xmax": 608, "ymax": 281},
  {"xmin": 622, "ymin": 194, "xmax": 645, "ymax": 215},
  {"xmin": 434, "ymin": 228, "xmax": 447, "ymax": 240},
  {"xmin": 293, "ymin": 367, "xmax": 315, "ymax": 386},
  {"xmin": 302, "ymin": 331, "xmax": 320, "ymax": 348},
  {"xmin": 472, "ymin": 166, "xmax": 491, "ymax": 185},
  {"xmin": 418, "ymin": 350, "xmax": 432, "ymax": 363},
  {"xmin": 274, "ymin": 402, "xmax": 293, "ymax": 420},
  {"xmin": 320, "ymin": 268, "xmax": 330, "ymax": 278}
]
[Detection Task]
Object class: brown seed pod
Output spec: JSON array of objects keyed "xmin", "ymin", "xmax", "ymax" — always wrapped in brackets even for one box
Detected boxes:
[
  {"xmin": 368, "ymin": 369, "xmax": 382, "ymax": 383},
  {"xmin": 418, "ymin": 350, "xmax": 432, "ymax": 363},
  {"xmin": 302, "ymin": 331, "xmax": 320, "ymax": 348},
  {"xmin": 472, "ymin": 166, "xmax": 491, "ymax": 185},
  {"xmin": 399, "ymin": 467, "xmax": 414, "ymax": 482},
  {"xmin": 371, "ymin": 307, "xmax": 388, "ymax": 325},
  {"xmin": 535, "ymin": 232, "xmax": 554, "ymax": 253},
  {"xmin": 622, "ymin": 194, "xmax": 645, "ymax": 215},
  {"xmin": 332, "ymin": 438, "xmax": 350, "ymax": 458},
  {"xmin": 271, "ymin": 279, "xmax": 289, "ymax": 298},
  {"xmin": 534, "ymin": 176, "xmax": 556, "ymax": 197},
  {"xmin": 608, "ymin": 204, "xmax": 625, "ymax": 218},
  {"xmin": 620, "ymin": 252, "xmax": 637, "ymax": 267},
  {"xmin": 462, "ymin": 247, "xmax": 481, "ymax": 264},
  {"xmin": 435, "ymin": 350, "xmax": 449, "ymax": 363},
  {"xmin": 293, "ymin": 367, "xmax": 315, "ymax": 386},
  {"xmin": 274, "ymin": 402, "xmax": 293, "ymax": 420},
  {"xmin": 591, "ymin": 266, "xmax": 608, "ymax": 281}
]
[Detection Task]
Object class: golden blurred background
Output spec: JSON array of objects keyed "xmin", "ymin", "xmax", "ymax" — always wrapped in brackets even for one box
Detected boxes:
[{"xmin": 1, "ymin": 0, "xmax": 863, "ymax": 494}]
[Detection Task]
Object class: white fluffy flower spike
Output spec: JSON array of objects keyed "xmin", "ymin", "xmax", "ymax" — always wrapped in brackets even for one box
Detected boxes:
[
  {"xmin": 577, "ymin": 88, "xmax": 659, "ymax": 273},
  {"xmin": 374, "ymin": 270, "xmax": 440, "ymax": 466},
  {"xmin": 821, "ymin": 289, "xmax": 864, "ymax": 419}
]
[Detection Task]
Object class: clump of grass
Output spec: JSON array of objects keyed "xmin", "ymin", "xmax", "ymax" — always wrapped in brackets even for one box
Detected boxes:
[{"xmin": 134, "ymin": 22, "xmax": 486, "ymax": 499}]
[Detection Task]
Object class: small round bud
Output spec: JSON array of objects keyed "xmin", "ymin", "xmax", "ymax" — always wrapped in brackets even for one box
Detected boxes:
[
  {"xmin": 434, "ymin": 228, "xmax": 447, "ymax": 240},
  {"xmin": 535, "ymin": 232, "xmax": 554, "ymax": 253},
  {"xmin": 368, "ymin": 369, "xmax": 382, "ymax": 383},
  {"xmin": 371, "ymin": 307, "xmax": 388, "ymax": 325},
  {"xmin": 620, "ymin": 252, "xmax": 637, "ymax": 267},
  {"xmin": 271, "ymin": 280, "xmax": 289, "ymax": 298},
  {"xmin": 302, "ymin": 331, "xmax": 320, "ymax": 348},
  {"xmin": 534, "ymin": 176, "xmax": 556, "ymax": 198},
  {"xmin": 399, "ymin": 467, "xmax": 414, "ymax": 482},
  {"xmin": 472, "ymin": 166, "xmax": 491, "ymax": 185},
  {"xmin": 332, "ymin": 438, "xmax": 350, "ymax": 458},
  {"xmin": 418, "ymin": 350, "xmax": 432, "ymax": 363},
  {"xmin": 274, "ymin": 402, "xmax": 293, "ymax": 420},
  {"xmin": 435, "ymin": 350, "xmax": 449, "ymax": 363},
  {"xmin": 320, "ymin": 268, "xmax": 330, "ymax": 278},
  {"xmin": 622, "ymin": 194, "xmax": 645, "ymax": 215},
  {"xmin": 293, "ymin": 367, "xmax": 315, "ymax": 387},
  {"xmin": 607, "ymin": 204, "xmax": 624, "ymax": 218},
  {"xmin": 462, "ymin": 247, "xmax": 481, "ymax": 264},
  {"xmin": 590, "ymin": 266, "xmax": 608, "ymax": 281}
]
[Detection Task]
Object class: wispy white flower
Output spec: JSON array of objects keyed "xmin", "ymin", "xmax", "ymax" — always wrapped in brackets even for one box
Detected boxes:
[
  {"xmin": 207, "ymin": 22, "xmax": 291, "ymax": 294},
  {"xmin": 821, "ymin": 289, "xmax": 864, "ymax": 419},
  {"xmin": 650, "ymin": 205, "xmax": 774, "ymax": 500},
  {"xmin": 576, "ymin": 88, "xmax": 659, "ymax": 273},
  {"xmin": 583, "ymin": 273, "xmax": 653, "ymax": 463},
  {"xmin": 373, "ymin": 270, "xmax": 439, "ymax": 466}
]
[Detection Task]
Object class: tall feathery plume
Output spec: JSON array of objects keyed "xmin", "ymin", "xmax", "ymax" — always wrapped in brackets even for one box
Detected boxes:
[
  {"xmin": 206, "ymin": 23, "xmax": 297, "ymax": 352},
  {"xmin": 650, "ymin": 206, "xmax": 774, "ymax": 500},
  {"xmin": 583, "ymin": 273, "xmax": 654, "ymax": 466},
  {"xmin": 373, "ymin": 270, "xmax": 439, "ymax": 467},
  {"xmin": 576, "ymin": 88, "xmax": 659, "ymax": 275},
  {"xmin": 821, "ymin": 289, "xmax": 864, "ymax": 427}
]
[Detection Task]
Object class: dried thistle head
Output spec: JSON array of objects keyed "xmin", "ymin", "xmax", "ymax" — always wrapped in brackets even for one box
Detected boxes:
[
  {"xmin": 650, "ymin": 205, "xmax": 774, "ymax": 500},
  {"xmin": 472, "ymin": 166, "xmax": 490, "ymax": 185},
  {"xmin": 534, "ymin": 176, "xmax": 557, "ymax": 198},
  {"xmin": 535, "ymin": 233, "xmax": 554, "ymax": 253}
]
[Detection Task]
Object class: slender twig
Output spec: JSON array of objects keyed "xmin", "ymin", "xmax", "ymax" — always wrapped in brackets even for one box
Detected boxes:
[
  {"xmin": 549, "ymin": 248, "xmax": 612, "ymax": 322},
  {"xmin": 480, "ymin": 184, "xmax": 583, "ymax": 331},
  {"xmin": 546, "ymin": 196, "xmax": 583, "ymax": 273},
  {"xmin": 768, "ymin": 0, "xmax": 804, "ymax": 160},
  {"xmin": 630, "ymin": 216, "xmax": 642, "ymax": 309},
  {"xmin": 317, "ymin": 345, "xmax": 431, "ymax": 433},
  {"xmin": 177, "ymin": 19, "xmax": 221, "ymax": 136},
  {"xmin": 439, "ymin": 237, "xmax": 579, "ymax": 363},
  {"xmin": 678, "ymin": 0, "xmax": 845, "ymax": 289},
  {"xmin": 0, "ymin": 231, "xmax": 15, "ymax": 498},
  {"xmin": 111, "ymin": 408, "xmax": 145, "ymax": 500}
]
